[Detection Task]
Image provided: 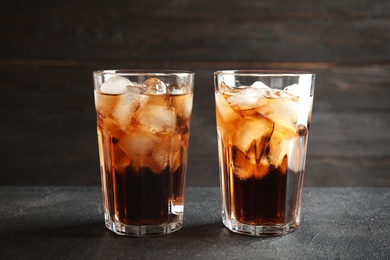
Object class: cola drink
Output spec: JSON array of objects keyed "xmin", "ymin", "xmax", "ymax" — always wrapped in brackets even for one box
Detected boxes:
[
  {"xmin": 215, "ymin": 71, "xmax": 315, "ymax": 236},
  {"xmin": 94, "ymin": 71, "xmax": 194, "ymax": 236}
]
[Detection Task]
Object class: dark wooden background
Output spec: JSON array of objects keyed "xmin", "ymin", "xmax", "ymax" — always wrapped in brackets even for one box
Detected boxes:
[{"xmin": 1, "ymin": 0, "xmax": 389, "ymax": 187}]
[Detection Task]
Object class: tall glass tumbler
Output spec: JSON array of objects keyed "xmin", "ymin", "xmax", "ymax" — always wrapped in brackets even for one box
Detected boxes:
[
  {"xmin": 93, "ymin": 70, "xmax": 194, "ymax": 236},
  {"xmin": 214, "ymin": 70, "xmax": 315, "ymax": 236}
]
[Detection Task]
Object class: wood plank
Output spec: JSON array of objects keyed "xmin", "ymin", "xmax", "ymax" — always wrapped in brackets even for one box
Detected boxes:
[
  {"xmin": 0, "ymin": 62, "xmax": 389, "ymax": 187},
  {"xmin": 1, "ymin": 1, "xmax": 390, "ymax": 62},
  {"xmin": 1, "ymin": 0, "xmax": 389, "ymax": 186}
]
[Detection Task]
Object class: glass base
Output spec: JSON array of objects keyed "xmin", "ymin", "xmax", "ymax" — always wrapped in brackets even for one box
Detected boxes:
[
  {"xmin": 223, "ymin": 218, "xmax": 299, "ymax": 236},
  {"xmin": 105, "ymin": 215, "xmax": 183, "ymax": 237}
]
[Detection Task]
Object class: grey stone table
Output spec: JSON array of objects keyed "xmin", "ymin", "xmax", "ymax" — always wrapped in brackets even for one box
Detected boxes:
[{"xmin": 0, "ymin": 187, "xmax": 389, "ymax": 259}]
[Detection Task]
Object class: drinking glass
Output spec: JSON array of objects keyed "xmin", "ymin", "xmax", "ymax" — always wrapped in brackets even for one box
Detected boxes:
[
  {"xmin": 214, "ymin": 70, "xmax": 315, "ymax": 236},
  {"xmin": 93, "ymin": 70, "xmax": 194, "ymax": 236}
]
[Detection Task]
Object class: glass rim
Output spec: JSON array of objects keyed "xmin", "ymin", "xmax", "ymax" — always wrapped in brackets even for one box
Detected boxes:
[
  {"xmin": 214, "ymin": 70, "xmax": 315, "ymax": 77},
  {"xmin": 93, "ymin": 69, "xmax": 194, "ymax": 77}
]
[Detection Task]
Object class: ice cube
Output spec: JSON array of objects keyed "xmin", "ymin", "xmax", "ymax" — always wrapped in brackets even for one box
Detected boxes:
[
  {"xmin": 143, "ymin": 77, "xmax": 167, "ymax": 94},
  {"xmin": 283, "ymin": 84, "xmax": 300, "ymax": 97},
  {"xmin": 151, "ymin": 140, "xmax": 170, "ymax": 173},
  {"xmin": 182, "ymin": 95, "xmax": 193, "ymax": 118},
  {"xmin": 170, "ymin": 148, "xmax": 183, "ymax": 173},
  {"xmin": 215, "ymin": 92, "xmax": 241, "ymax": 123},
  {"xmin": 136, "ymin": 104, "xmax": 176, "ymax": 134},
  {"xmin": 151, "ymin": 132, "xmax": 186, "ymax": 173},
  {"xmin": 118, "ymin": 128, "xmax": 163, "ymax": 171},
  {"xmin": 167, "ymin": 88, "xmax": 185, "ymax": 95},
  {"xmin": 256, "ymin": 98, "xmax": 298, "ymax": 134},
  {"xmin": 112, "ymin": 92, "xmax": 147, "ymax": 132},
  {"xmin": 114, "ymin": 146, "xmax": 131, "ymax": 174},
  {"xmin": 232, "ymin": 147, "xmax": 253, "ymax": 180},
  {"xmin": 219, "ymin": 81, "xmax": 233, "ymax": 93},
  {"xmin": 167, "ymin": 84, "xmax": 187, "ymax": 95},
  {"xmin": 255, "ymin": 87, "xmax": 294, "ymax": 99},
  {"xmin": 232, "ymin": 147, "xmax": 270, "ymax": 180},
  {"xmin": 100, "ymin": 76, "xmax": 132, "ymax": 94},
  {"xmin": 94, "ymin": 91, "xmax": 121, "ymax": 118},
  {"xmin": 145, "ymin": 94, "xmax": 172, "ymax": 107},
  {"xmin": 169, "ymin": 133, "xmax": 184, "ymax": 172},
  {"xmin": 97, "ymin": 117, "xmax": 123, "ymax": 139},
  {"xmin": 288, "ymin": 125, "xmax": 308, "ymax": 172},
  {"xmin": 227, "ymin": 88, "xmax": 264, "ymax": 110},
  {"xmin": 235, "ymin": 117, "xmax": 274, "ymax": 154},
  {"xmin": 171, "ymin": 94, "xmax": 193, "ymax": 119},
  {"xmin": 251, "ymin": 81, "xmax": 270, "ymax": 89},
  {"xmin": 269, "ymin": 89, "xmax": 295, "ymax": 98},
  {"xmin": 118, "ymin": 129, "xmax": 154, "ymax": 159},
  {"xmin": 127, "ymin": 84, "xmax": 144, "ymax": 94},
  {"xmin": 251, "ymin": 82, "xmax": 276, "ymax": 99},
  {"xmin": 267, "ymin": 128, "xmax": 291, "ymax": 168},
  {"xmin": 138, "ymin": 134, "xmax": 183, "ymax": 174}
]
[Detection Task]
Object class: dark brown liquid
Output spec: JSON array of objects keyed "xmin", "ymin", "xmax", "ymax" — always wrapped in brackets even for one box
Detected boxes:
[
  {"xmin": 112, "ymin": 165, "xmax": 185, "ymax": 225},
  {"xmin": 97, "ymin": 127, "xmax": 187, "ymax": 226},
  {"xmin": 226, "ymin": 155, "xmax": 299, "ymax": 225},
  {"xmin": 215, "ymin": 89, "xmax": 310, "ymax": 227},
  {"xmin": 95, "ymin": 91, "xmax": 191, "ymax": 227}
]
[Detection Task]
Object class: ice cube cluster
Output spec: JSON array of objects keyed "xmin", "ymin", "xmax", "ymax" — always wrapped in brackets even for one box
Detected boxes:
[
  {"xmin": 216, "ymin": 80, "xmax": 304, "ymax": 179},
  {"xmin": 95, "ymin": 76, "xmax": 192, "ymax": 174}
]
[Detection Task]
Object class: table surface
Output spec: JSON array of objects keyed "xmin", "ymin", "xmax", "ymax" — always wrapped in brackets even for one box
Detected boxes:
[{"xmin": 1, "ymin": 186, "xmax": 389, "ymax": 259}]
